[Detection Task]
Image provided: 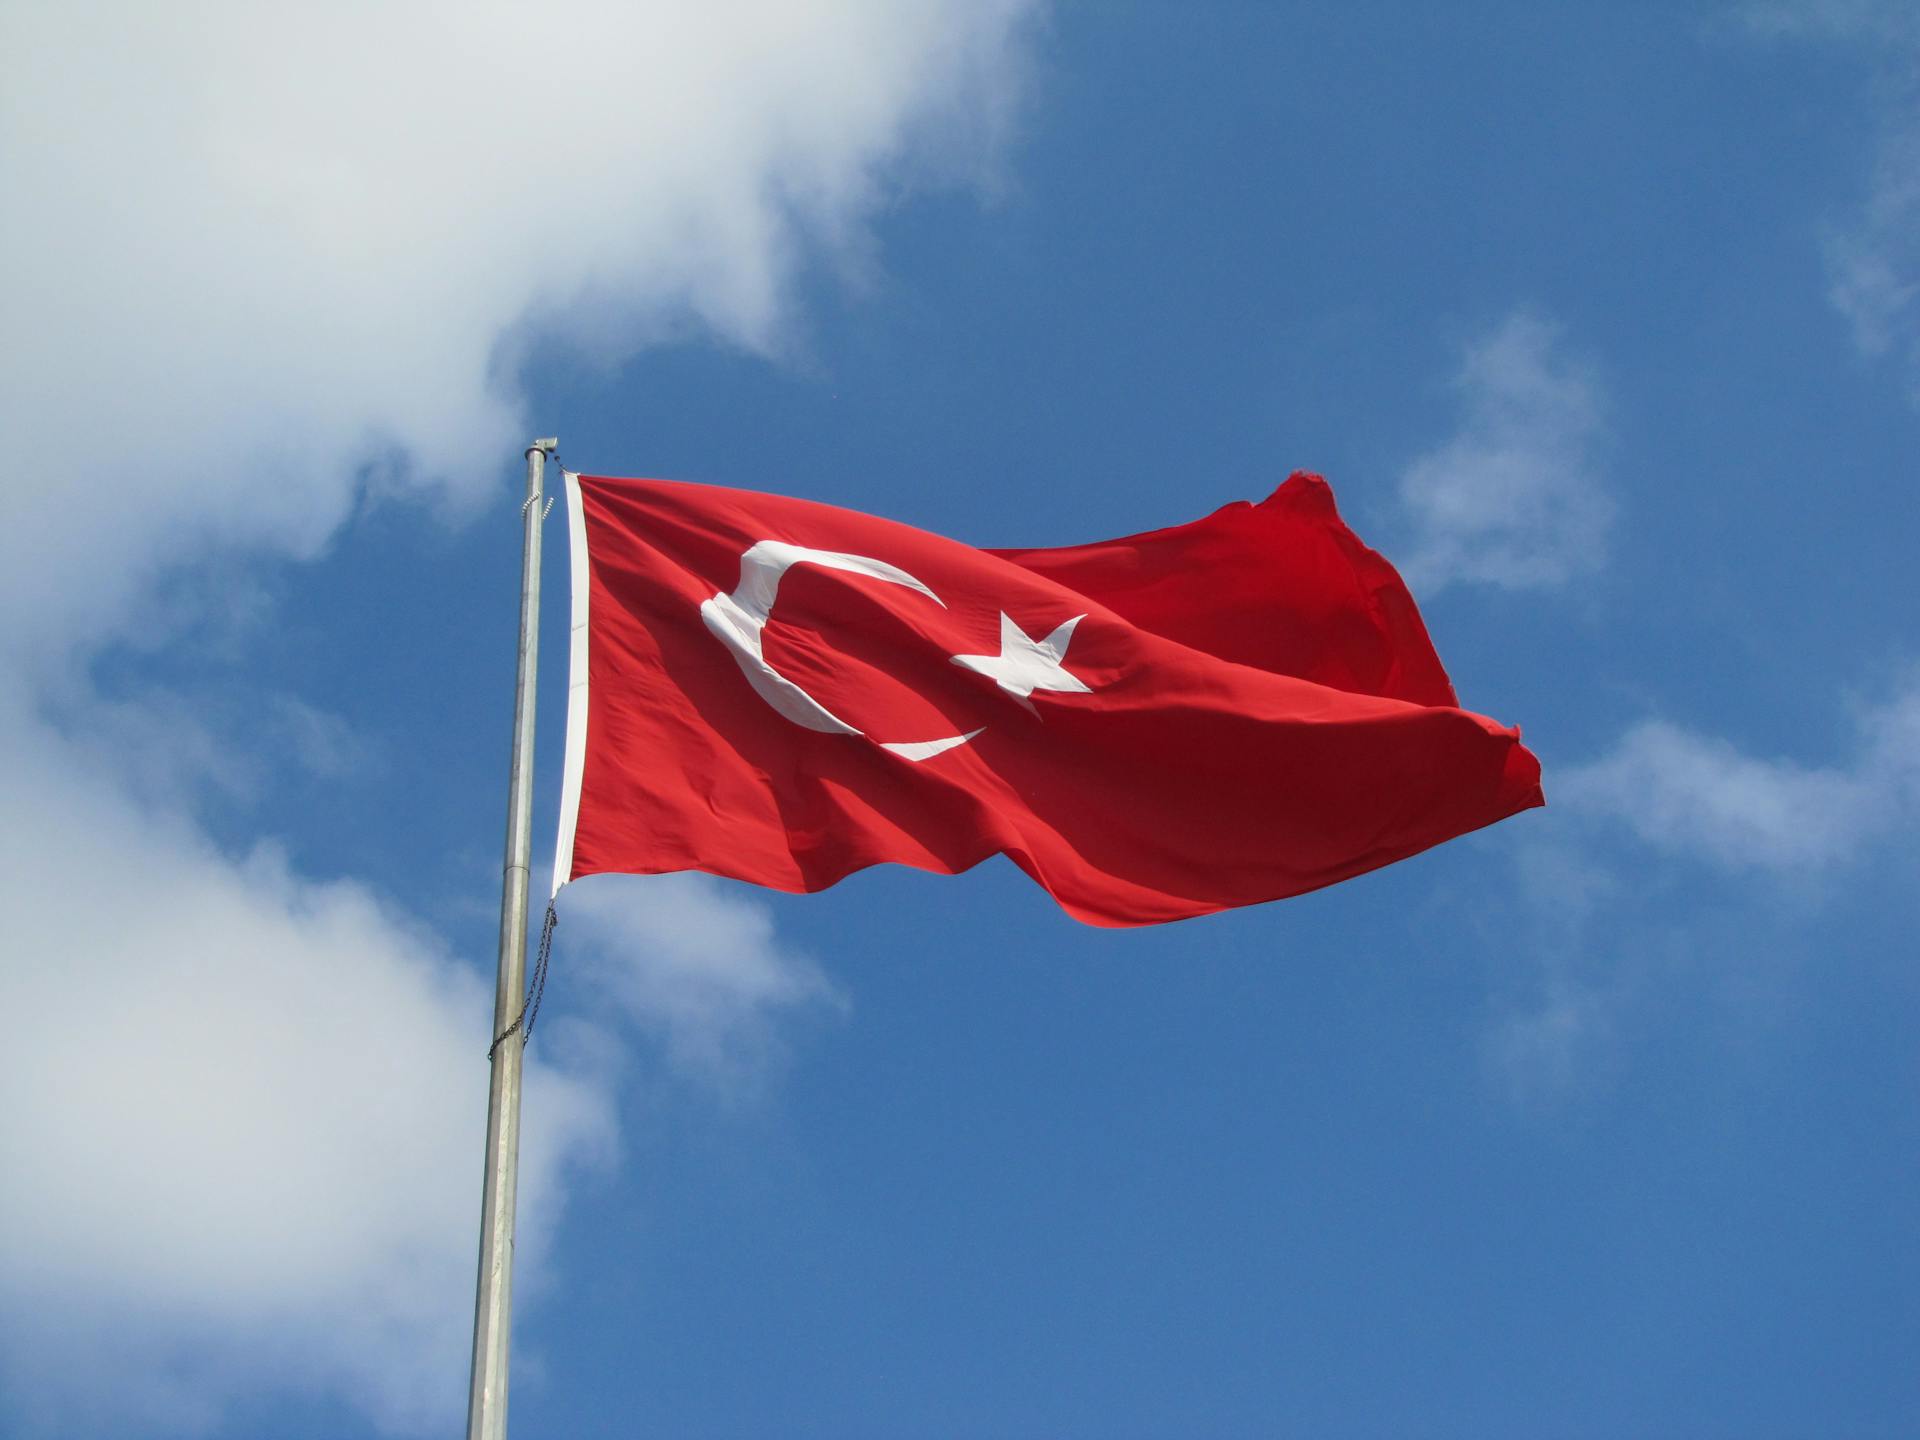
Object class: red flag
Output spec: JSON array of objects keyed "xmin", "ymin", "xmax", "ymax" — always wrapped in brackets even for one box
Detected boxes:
[{"xmin": 551, "ymin": 472, "xmax": 1542, "ymax": 926}]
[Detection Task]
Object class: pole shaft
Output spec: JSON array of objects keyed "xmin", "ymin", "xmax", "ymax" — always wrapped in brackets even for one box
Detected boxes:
[{"xmin": 466, "ymin": 440, "xmax": 552, "ymax": 1440}]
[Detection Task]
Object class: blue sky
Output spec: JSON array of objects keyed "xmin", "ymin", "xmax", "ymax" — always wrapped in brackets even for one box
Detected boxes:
[{"xmin": 3, "ymin": 3, "xmax": 1917, "ymax": 1437}]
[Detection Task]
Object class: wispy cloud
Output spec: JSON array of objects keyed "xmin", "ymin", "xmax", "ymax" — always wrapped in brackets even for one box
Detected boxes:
[
  {"xmin": 1740, "ymin": 0, "xmax": 1918, "ymax": 45},
  {"xmin": 1741, "ymin": 2, "xmax": 1920, "ymax": 398},
  {"xmin": 1829, "ymin": 121, "xmax": 1920, "ymax": 392},
  {"xmin": 1487, "ymin": 670, "xmax": 1920, "ymax": 1100},
  {"xmin": 1395, "ymin": 311, "xmax": 1612, "ymax": 594},
  {"xmin": 49, "ymin": 685, "xmax": 371, "ymax": 817},
  {"xmin": 1559, "ymin": 674, "xmax": 1920, "ymax": 871},
  {"xmin": 1479, "ymin": 841, "xmax": 1625, "ymax": 1108},
  {"xmin": 0, "ymin": 1, "xmax": 1039, "ymax": 1432},
  {"xmin": 561, "ymin": 873, "xmax": 844, "ymax": 1095}
]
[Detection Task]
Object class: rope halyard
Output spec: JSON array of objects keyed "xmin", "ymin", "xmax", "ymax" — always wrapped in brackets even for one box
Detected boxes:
[{"xmin": 488, "ymin": 901, "xmax": 559, "ymax": 1058}]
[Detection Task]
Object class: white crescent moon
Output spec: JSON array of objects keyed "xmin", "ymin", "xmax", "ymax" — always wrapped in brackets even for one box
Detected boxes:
[{"xmin": 700, "ymin": 540, "xmax": 983, "ymax": 762}]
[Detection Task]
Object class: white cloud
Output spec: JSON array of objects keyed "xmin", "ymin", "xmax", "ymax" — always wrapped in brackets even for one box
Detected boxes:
[
  {"xmin": 1487, "ymin": 672, "xmax": 1920, "ymax": 1102},
  {"xmin": 1395, "ymin": 311, "xmax": 1612, "ymax": 594},
  {"xmin": 0, "ymin": 714, "xmax": 834, "ymax": 1432},
  {"xmin": 1558, "ymin": 675, "xmax": 1920, "ymax": 871},
  {"xmin": 562, "ymin": 873, "xmax": 843, "ymax": 1092},
  {"xmin": 1826, "ymin": 101, "xmax": 1920, "ymax": 391},
  {"xmin": 1479, "ymin": 841, "xmax": 1624, "ymax": 1106},
  {"xmin": 0, "ymin": 0, "xmax": 1036, "ymax": 666},
  {"xmin": 1487, "ymin": 977, "xmax": 1616, "ymax": 1106},
  {"xmin": 1560, "ymin": 723, "xmax": 1870, "ymax": 868},
  {"xmin": 0, "ymin": 1, "xmax": 1037, "ymax": 1432},
  {"xmin": 0, "ymin": 699, "xmax": 614, "ymax": 1433},
  {"xmin": 1741, "ymin": 4, "xmax": 1920, "ymax": 398}
]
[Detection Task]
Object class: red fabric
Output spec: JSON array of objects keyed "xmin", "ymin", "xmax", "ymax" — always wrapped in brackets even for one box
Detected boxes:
[{"xmin": 566, "ymin": 472, "xmax": 1543, "ymax": 926}]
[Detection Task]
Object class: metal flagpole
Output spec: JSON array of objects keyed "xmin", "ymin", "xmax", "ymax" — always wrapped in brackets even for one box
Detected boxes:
[{"xmin": 467, "ymin": 436, "xmax": 557, "ymax": 1440}]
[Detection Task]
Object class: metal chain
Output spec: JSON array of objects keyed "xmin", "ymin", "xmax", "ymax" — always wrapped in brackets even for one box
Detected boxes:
[
  {"xmin": 523, "ymin": 901, "xmax": 557, "ymax": 1040},
  {"xmin": 488, "ymin": 902, "xmax": 558, "ymax": 1059}
]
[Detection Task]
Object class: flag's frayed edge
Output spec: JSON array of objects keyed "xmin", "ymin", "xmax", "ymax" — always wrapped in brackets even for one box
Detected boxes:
[{"xmin": 552, "ymin": 468, "xmax": 590, "ymax": 897}]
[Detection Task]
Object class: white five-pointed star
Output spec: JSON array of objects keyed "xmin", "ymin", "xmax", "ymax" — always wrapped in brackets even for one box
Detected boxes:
[{"xmin": 951, "ymin": 612, "xmax": 1092, "ymax": 712}]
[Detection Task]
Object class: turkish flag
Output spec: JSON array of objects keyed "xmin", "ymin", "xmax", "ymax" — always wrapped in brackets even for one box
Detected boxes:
[{"xmin": 551, "ymin": 472, "xmax": 1542, "ymax": 926}]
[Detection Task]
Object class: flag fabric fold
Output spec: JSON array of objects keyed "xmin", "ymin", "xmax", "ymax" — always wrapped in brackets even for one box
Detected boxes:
[{"xmin": 552, "ymin": 471, "xmax": 1542, "ymax": 926}]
